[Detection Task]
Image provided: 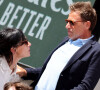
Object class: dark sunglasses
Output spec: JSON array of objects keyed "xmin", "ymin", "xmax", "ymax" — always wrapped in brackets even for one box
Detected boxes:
[
  {"xmin": 16, "ymin": 40, "xmax": 28, "ymax": 47},
  {"xmin": 21, "ymin": 40, "xmax": 28, "ymax": 45},
  {"xmin": 65, "ymin": 19, "xmax": 84, "ymax": 26}
]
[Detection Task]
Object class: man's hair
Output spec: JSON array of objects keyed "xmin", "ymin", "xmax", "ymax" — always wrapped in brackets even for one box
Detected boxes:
[
  {"xmin": 4, "ymin": 82, "xmax": 33, "ymax": 90},
  {"xmin": 70, "ymin": 1, "xmax": 97, "ymax": 31}
]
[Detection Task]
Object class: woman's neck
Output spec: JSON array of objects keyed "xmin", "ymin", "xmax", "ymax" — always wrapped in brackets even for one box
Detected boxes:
[{"xmin": 10, "ymin": 56, "xmax": 20, "ymax": 72}]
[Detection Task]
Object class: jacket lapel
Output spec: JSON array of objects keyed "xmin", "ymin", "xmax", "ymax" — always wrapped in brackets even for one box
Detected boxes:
[
  {"xmin": 62, "ymin": 37, "xmax": 96, "ymax": 71},
  {"xmin": 43, "ymin": 37, "xmax": 69, "ymax": 68}
]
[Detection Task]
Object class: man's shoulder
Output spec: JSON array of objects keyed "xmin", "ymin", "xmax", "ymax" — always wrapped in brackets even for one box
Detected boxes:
[{"xmin": 91, "ymin": 40, "xmax": 100, "ymax": 52}]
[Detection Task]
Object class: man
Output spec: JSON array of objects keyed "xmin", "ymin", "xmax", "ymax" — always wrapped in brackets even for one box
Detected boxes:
[
  {"xmin": 17, "ymin": 1, "xmax": 100, "ymax": 90},
  {"xmin": 93, "ymin": 0, "xmax": 100, "ymax": 41}
]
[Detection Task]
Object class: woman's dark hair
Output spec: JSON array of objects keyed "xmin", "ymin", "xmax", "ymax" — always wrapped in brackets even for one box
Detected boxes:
[{"xmin": 0, "ymin": 28, "xmax": 26, "ymax": 65}]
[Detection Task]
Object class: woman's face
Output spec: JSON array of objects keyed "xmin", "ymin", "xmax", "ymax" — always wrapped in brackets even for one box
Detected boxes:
[{"xmin": 15, "ymin": 40, "xmax": 31, "ymax": 59}]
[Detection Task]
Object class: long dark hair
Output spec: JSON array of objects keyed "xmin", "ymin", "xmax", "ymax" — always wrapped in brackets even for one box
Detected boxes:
[{"xmin": 0, "ymin": 28, "xmax": 26, "ymax": 65}]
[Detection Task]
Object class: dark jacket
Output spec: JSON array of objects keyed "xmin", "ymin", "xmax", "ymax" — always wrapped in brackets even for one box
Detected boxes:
[{"xmin": 25, "ymin": 36, "xmax": 100, "ymax": 90}]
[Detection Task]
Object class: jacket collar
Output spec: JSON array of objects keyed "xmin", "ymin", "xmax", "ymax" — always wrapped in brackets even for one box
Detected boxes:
[{"xmin": 62, "ymin": 36, "xmax": 97, "ymax": 71}]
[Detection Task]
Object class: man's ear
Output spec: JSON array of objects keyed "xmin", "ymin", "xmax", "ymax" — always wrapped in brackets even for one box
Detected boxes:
[
  {"xmin": 10, "ymin": 47, "xmax": 16, "ymax": 54},
  {"xmin": 86, "ymin": 21, "xmax": 91, "ymax": 30}
]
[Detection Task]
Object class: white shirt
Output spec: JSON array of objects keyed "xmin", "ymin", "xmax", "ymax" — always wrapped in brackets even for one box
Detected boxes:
[
  {"xmin": 35, "ymin": 36, "xmax": 94, "ymax": 90},
  {"xmin": 0, "ymin": 57, "xmax": 21, "ymax": 90}
]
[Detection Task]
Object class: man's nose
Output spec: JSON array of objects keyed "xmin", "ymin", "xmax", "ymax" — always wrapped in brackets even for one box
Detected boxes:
[{"xmin": 65, "ymin": 22, "xmax": 70, "ymax": 29}]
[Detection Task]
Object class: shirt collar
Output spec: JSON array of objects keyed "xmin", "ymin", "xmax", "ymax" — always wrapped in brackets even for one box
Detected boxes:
[
  {"xmin": 0, "ymin": 56, "xmax": 17, "ymax": 74},
  {"xmin": 69, "ymin": 35, "xmax": 94, "ymax": 45},
  {"xmin": 79, "ymin": 35, "xmax": 94, "ymax": 45}
]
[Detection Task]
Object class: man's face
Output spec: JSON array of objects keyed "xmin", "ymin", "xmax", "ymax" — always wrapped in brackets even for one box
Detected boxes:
[{"xmin": 65, "ymin": 11, "xmax": 90, "ymax": 40}]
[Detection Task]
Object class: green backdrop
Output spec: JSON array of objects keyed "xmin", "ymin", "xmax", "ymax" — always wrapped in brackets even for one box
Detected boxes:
[{"xmin": 0, "ymin": 0, "xmax": 95, "ymax": 67}]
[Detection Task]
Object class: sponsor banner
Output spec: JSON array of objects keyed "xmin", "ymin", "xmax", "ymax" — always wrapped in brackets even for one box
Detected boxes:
[{"xmin": 0, "ymin": 0, "xmax": 95, "ymax": 67}]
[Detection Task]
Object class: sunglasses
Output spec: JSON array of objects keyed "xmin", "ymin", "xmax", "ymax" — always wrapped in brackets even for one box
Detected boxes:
[
  {"xmin": 21, "ymin": 40, "xmax": 28, "ymax": 45},
  {"xmin": 16, "ymin": 40, "xmax": 28, "ymax": 47},
  {"xmin": 65, "ymin": 19, "xmax": 84, "ymax": 26}
]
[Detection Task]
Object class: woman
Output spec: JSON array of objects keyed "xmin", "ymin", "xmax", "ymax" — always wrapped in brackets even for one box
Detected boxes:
[{"xmin": 0, "ymin": 28, "xmax": 31, "ymax": 90}]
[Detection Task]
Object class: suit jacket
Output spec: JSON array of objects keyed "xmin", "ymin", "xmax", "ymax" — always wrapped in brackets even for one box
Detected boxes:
[{"xmin": 25, "ymin": 36, "xmax": 100, "ymax": 90}]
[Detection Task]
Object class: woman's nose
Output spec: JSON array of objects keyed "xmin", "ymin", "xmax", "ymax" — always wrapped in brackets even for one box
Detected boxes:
[{"xmin": 28, "ymin": 41, "xmax": 31, "ymax": 46}]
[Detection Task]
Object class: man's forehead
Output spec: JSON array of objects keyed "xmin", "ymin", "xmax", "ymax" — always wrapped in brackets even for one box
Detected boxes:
[{"xmin": 68, "ymin": 11, "xmax": 82, "ymax": 20}]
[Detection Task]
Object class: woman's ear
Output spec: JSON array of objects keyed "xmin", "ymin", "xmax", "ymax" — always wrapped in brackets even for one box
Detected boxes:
[{"xmin": 10, "ymin": 47, "xmax": 16, "ymax": 54}]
